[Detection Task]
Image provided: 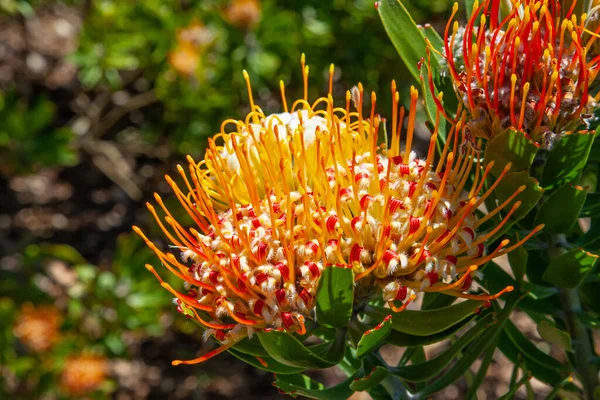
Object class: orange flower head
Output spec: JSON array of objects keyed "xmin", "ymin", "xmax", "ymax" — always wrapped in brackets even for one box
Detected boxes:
[
  {"xmin": 13, "ymin": 303, "xmax": 62, "ymax": 352},
  {"xmin": 439, "ymin": 0, "xmax": 599, "ymax": 146},
  {"xmin": 225, "ymin": 0, "xmax": 262, "ymax": 30},
  {"xmin": 60, "ymin": 355, "xmax": 107, "ymax": 396},
  {"xmin": 168, "ymin": 21, "xmax": 214, "ymax": 77},
  {"xmin": 134, "ymin": 57, "xmax": 541, "ymax": 365}
]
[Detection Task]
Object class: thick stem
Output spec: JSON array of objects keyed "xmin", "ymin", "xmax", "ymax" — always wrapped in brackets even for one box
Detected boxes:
[
  {"xmin": 551, "ymin": 235, "xmax": 598, "ymax": 399},
  {"xmin": 559, "ymin": 287, "xmax": 598, "ymax": 399}
]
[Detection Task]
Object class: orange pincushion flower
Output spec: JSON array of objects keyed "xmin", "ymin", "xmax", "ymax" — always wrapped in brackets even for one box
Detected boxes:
[
  {"xmin": 168, "ymin": 21, "xmax": 214, "ymax": 77},
  {"xmin": 60, "ymin": 355, "xmax": 107, "ymax": 396},
  {"xmin": 225, "ymin": 0, "xmax": 262, "ymax": 30},
  {"xmin": 134, "ymin": 58, "xmax": 541, "ymax": 366},
  {"xmin": 439, "ymin": 0, "xmax": 599, "ymax": 146},
  {"xmin": 13, "ymin": 303, "xmax": 62, "ymax": 352}
]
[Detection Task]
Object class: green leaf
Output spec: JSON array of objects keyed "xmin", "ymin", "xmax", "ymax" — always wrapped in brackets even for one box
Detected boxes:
[
  {"xmin": 464, "ymin": 336, "xmax": 498, "ymax": 399},
  {"xmin": 484, "ymin": 129, "xmax": 539, "ymax": 178},
  {"xmin": 498, "ymin": 331, "xmax": 563, "ymax": 385},
  {"xmin": 579, "ymin": 312, "xmax": 600, "ymax": 328},
  {"xmin": 577, "ymin": 218, "xmax": 600, "ymax": 251},
  {"xmin": 543, "ymin": 247, "xmax": 599, "ymax": 288},
  {"xmin": 507, "ymin": 244, "xmax": 528, "ymax": 287},
  {"xmin": 231, "ymin": 336, "xmax": 269, "ymax": 358},
  {"xmin": 376, "ymin": 0, "xmax": 434, "ymax": 84},
  {"xmin": 497, "ymin": 374, "xmax": 532, "ymax": 400},
  {"xmin": 580, "ymin": 281, "xmax": 600, "ymax": 314},
  {"xmin": 421, "ymin": 292, "xmax": 456, "ymax": 310},
  {"xmin": 228, "ymin": 349, "xmax": 307, "ymax": 374},
  {"xmin": 349, "ymin": 366, "xmax": 389, "ymax": 392},
  {"xmin": 578, "ymin": 163, "xmax": 599, "ymax": 192},
  {"xmin": 316, "ymin": 267, "xmax": 353, "ymax": 328},
  {"xmin": 418, "ymin": 24, "xmax": 443, "ymax": 59},
  {"xmin": 537, "ymin": 320, "xmax": 572, "ymax": 352},
  {"xmin": 257, "ymin": 329, "xmax": 345, "ymax": 369},
  {"xmin": 74, "ymin": 264, "xmax": 97, "ymax": 283},
  {"xmin": 367, "ymin": 385, "xmax": 394, "ymax": 400},
  {"xmin": 378, "ymin": 0, "xmax": 446, "ymax": 132},
  {"xmin": 385, "ymin": 315, "xmax": 477, "ymax": 347},
  {"xmin": 274, "ymin": 373, "xmax": 356, "ymax": 400},
  {"xmin": 524, "ymin": 249, "xmax": 551, "ymax": 287},
  {"xmin": 356, "ymin": 316, "xmax": 393, "ymax": 358},
  {"xmin": 364, "ymin": 299, "xmax": 484, "ymax": 336},
  {"xmin": 588, "ymin": 137, "xmax": 600, "ymax": 162},
  {"xmin": 534, "ymin": 185, "xmax": 587, "ymax": 233},
  {"xmin": 411, "ymin": 293, "xmax": 521, "ymax": 398},
  {"xmin": 580, "ymin": 192, "xmax": 600, "ymax": 218},
  {"xmin": 339, "ymin": 347, "xmax": 363, "ymax": 376},
  {"xmin": 503, "ymin": 320, "xmax": 568, "ymax": 371},
  {"xmin": 541, "ymin": 130, "xmax": 596, "ymax": 190},
  {"xmin": 31, "ymin": 243, "xmax": 87, "ymax": 265},
  {"xmin": 463, "ymin": 0, "xmax": 476, "ymax": 18},
  {"xmin": 495, "ymin": 171, "xmax": 544, "ymax": 220},
  {"xmin": 390, "ymin": 313, "xmax": 495, "ymax": 382},
  {"xmin": 483, "ymin": 261, "xmax": 558, "ymax": 301}
]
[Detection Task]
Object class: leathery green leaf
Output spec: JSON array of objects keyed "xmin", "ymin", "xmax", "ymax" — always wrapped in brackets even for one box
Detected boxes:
[
  {"xmin": 504, "ymin": 320, "xmax": 568, "ymax": 371},
  {"xmin": 541, "ymin": 130, "xmax": 596, "ymax": 190},
  {"xmin": 231, "ymin": 336, "xmax": 269, "ymax": 357},
  {"xmin": 421, "ymin": 292, "xmax": 456, "ymax": 310},
  {"xmin": 524, "ymin": 249, "xmax": 551, "ymax": 287},
  {"xmin": 484, "ymin": 129, "xmax": 539, "ymax": 178},
  {"xmin": 495, "ymin": 171, "xmax": 544, "ymax": 220},
  {"xmin": 356, "ymin": 315, "xmax": 393, "ymax": 358},
  {"xmin": 534, "ymin": 184, "xmax": 587, "ymax": 233},
  {"xmin": 577, "ymin": 218, "xmax": 600, "ymax": 252},
  {"xmin": 378, "ymin": 0, "xmax": 445, "ymax": 130},
  {"xmin": 364, "ymin": 299, "xmax": 484, "ymax": 336},
  {"xmin": 274, "ymin": 373, "xmax": 356, "ymax": 400},
  {"xmin": 418, "ymin": 24, "xmax": 443, "ymax": 58},
  {"xmin": 578, "ymin": 163, "xmax": 599, "ymax": 192},
  {"xmin": 349, "ymin": 366, "xmax": 389, "ymax": 392},
  {"xmin": 580, "ymin": 281, "xmax": 600, "ymax": 315},
  {"xmin": 464, "ymin": 336, "xmax": 499, "ymax": 399},
  {"xmin": 411, "ymin": 293, "xmax": 521, "ymax": 398},
  {"xmin": 498, "ymin": 331, "xmax": 563, "ymax": 385},
  {"xmin": 316, "ymin": 266, "xmax": 353, "ymax": 328},
  {"xmin": 228, "ymin": 349, "xmax": 307, "ymax": 374},
  {"xmin": 543, "ymin": 247, "xmax": 599, "ymax": 289},
  {"xmin": 385, "ymin": 314, "xmax": 477, "ymax": 347},
  {"xmin": 580, "ymin": 192, "xmax": 600, "ymax": 218},
  {"xmin": 483, "ymin": 261, "xmax": 558, "ymax": 304},
  {"xmin": 391, "ymin": 313, "xmax": 495, "ymax": 382},
  {"xmin": 339, "ymin": 347, "xmax": 362, "ymax": 377},
  {"xmin": 507, "ymin": 244, "xmax": 528, "ymax": 287},
  {"xmin": 257, "ymin": 329, "xmax": 345, "ymax": 369},
  {"xmin": 537, "ymin": 320, "xmax": 573, "ymax": 352},
  {"xmin": 376, "ymin": 0, "xmax": 436, "ymax": 83},
  {"xmin": 463, "ymin": 0, "xmax": 476, "ymax": 18}
]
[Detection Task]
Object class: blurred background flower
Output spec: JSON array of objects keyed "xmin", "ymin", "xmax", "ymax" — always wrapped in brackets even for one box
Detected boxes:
[
  {"xmin": 60, "ymin": 354, "xmax": 108, "ymax": 397},
  {"xmin": 13, "ymin": 303, "xmax": 62, "ymax": 352}
]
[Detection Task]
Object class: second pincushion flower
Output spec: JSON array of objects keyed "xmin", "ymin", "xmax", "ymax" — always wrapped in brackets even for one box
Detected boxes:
[{"xmin": 440, "ymin": 0, "xmax": 599, "ymax": 146}]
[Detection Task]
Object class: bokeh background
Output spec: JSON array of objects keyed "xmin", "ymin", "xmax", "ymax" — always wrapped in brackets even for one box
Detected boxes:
[{"xmin": 0, "ymin": 0, "xmax": 487, "ymax": 398}]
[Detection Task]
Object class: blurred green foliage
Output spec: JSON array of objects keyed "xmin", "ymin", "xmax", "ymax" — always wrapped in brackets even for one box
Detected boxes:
[
  {"xmin": 0, "ymin": 93, "xmax": 77, "ymax": 175},
  {"xmin": 70, "ymin": 0, "xmax": 451, "ymax": 154}
]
